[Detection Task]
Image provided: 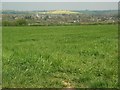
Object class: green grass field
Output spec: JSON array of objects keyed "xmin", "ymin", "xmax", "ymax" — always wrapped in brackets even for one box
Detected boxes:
[{"xmin": 2, "ymin": 25, "xmax": 118, "ymax": 88}]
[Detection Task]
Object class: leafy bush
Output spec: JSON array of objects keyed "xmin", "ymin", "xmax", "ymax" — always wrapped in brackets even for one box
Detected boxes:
[
  {"xmin": 2, "ymin": 21, "xmax": 11, "ymax": 26},
  {"xmin": 15, "ymin": 19, "xmax": 27, "ymax": 26},
  {"xmin": 2, "ymin": 19, "xmax": 28, "ymax": 26}
]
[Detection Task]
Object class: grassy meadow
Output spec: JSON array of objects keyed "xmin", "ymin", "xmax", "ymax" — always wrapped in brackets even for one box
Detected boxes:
[{"xmin": 2, "ymin": 25, "xmax": 118, "ymax": 88}]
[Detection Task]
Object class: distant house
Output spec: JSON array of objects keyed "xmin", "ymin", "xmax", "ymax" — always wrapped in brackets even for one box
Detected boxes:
[{"xmin": 36, "ymin": 14, "xmax": 40, "ymax": 18}]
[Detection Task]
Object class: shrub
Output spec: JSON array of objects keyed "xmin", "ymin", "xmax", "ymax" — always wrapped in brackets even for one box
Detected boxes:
[
  {"xmin": 2, "ymin": 19, "xmax": 28, "ymax": 26},
  {"xmin": 15, "ymin": 19, "xmax": 27, "ymax": 26}
]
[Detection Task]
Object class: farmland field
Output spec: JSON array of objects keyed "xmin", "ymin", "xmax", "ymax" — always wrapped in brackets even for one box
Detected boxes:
[{"xmin": 2, "ymin": 25, "xmax": 118, "ymax": 88}]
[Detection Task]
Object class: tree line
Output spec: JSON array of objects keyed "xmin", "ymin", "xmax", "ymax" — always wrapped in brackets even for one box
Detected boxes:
[{"xmin": 2, "ymin": 19, "xmax": 27, "ymax": 26}]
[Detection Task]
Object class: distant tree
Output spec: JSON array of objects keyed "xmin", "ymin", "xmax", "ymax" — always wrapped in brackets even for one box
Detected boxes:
[
  {"xmin": 44, "ymin": 15, "xmax": 49, "ymax": 21},
  {"xmin": 2, "ymin": 21, "xmax": 10, "ymax": 26},
  {"xmin": 15, "ymin": 19, "xmax": 27, "ymax": 26},
  {"xmin": 2, "ymin": 21, "xmax": 14, "ymax": 26}
]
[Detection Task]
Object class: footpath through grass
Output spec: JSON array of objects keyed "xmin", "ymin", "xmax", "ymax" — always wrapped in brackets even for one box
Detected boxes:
[{"xmin": 2, "ymin": 25, "xmax": 118, "ymax": 88}]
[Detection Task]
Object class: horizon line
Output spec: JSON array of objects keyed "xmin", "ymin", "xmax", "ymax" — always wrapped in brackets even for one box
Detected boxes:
[{"xmin": 2, "ymin": 9, "xmax": 118, "ymax": 11}]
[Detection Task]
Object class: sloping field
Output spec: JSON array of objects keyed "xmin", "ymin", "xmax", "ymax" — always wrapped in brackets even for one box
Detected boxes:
[
  {"xmin": 2, "ymin": 25, "xmax": 118, "ymax": 88},
  {"xmin": 39, "ymin": 10, "xmax": 79, "ymax": 14}
]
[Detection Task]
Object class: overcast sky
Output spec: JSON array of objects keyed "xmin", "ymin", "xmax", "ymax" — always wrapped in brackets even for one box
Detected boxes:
[
  {"xmin": 1, "ymin": 0, "xmax": 119, "ymax": 2},
  {"xmin": 2, "ymin": 2, "xmax": 118, "ymax": 11}
]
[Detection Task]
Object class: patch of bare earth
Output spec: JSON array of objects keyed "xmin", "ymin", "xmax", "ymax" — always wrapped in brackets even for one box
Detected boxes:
[{"xmin": 62, "ymin": 80, "xmax": 74, "ymax": 88}]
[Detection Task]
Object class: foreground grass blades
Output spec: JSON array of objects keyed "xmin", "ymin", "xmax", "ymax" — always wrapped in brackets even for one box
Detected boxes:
[{"xmin": 2, "ymin": 25, "xmax": 118, "ymax": 88}]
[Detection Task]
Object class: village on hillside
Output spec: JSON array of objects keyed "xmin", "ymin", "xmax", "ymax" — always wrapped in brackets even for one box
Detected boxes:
[{"xmin": 2, "ymin": 10, "xmax": 118, "ymax": 26}]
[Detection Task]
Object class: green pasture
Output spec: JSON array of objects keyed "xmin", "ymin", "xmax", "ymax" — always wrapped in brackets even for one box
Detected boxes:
[{"xmin": 2, "ymin": 25, "xmax": 118, "ymax": 88}]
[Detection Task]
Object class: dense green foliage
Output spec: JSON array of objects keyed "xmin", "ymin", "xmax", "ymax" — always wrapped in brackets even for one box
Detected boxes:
[
  {"xmin": 2, "ymin": 19, "xmax": 27, "ymax": 26},
  {"xmin": 2, "ymin": 25, "xmax": 118, "ymax": 88}
]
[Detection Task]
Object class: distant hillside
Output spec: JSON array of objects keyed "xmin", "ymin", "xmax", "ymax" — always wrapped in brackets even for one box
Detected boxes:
[
  {"xmin": 76, "ymin": 10, "xmax": 118, "ymax": 16},
  {"xmin": 2, "ymin": 10, "xmax": 117, "ymax": 16},
  {"xmin": 45, "ymin": 10, "xmax": 80, "ymax": 14},
  {"xmin": 2, "ymin": 10, "xmax": 79, "ymax": 14},
  {"xmin": 2, "ymin": 10, "xmax": 33, "ymax": 14}
]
